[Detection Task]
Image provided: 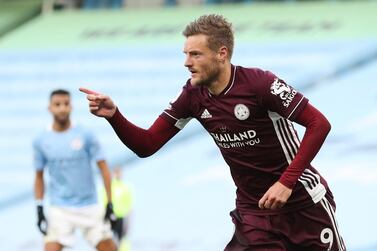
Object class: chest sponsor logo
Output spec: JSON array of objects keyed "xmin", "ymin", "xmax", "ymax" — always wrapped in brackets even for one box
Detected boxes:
[
  {"xmin": 210, "ymin": 130, "xmax": 260, "ymax": 149},
  {"xmin": 234, "ymin": 104, "xmax": 250, "ymax": 120},
  {"xmin": 270, "ymin": 78, "xmax": 297, "ymax": 107},
  {"xmin": 200, "ymin": 108, "xmax": 212, "ymax": 119}
]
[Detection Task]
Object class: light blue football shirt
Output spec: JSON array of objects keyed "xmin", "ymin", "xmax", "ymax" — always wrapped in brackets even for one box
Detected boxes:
[{"xmin": 33, "ymin": 125, "xmax": 105, "ymax": 207}]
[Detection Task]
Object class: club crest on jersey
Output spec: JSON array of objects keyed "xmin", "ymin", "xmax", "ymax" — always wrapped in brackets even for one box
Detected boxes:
[
  {"xmin": 70, "ymin": 138, "xmax": 83, "ymax": 150},
  {"xmin": 270, "ymin": 78, "xmax": 297, "ymax": 107},
  {"xmin": 234, "ymin": 104, "xmax": 250, "ymax": 120}
]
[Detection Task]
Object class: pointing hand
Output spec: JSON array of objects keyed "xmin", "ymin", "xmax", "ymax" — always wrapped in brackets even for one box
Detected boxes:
[{"xmin": 79, "ymin": 87, "xmax": 117, "ymax": 119}]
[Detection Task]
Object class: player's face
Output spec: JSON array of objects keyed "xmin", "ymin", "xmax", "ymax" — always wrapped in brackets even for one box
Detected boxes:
[
  {"xmin": 183, "ymin": 34, "xmax": 221, "ymax": 87},
  {"xmin": 49, "ymin": 94, "xmax": 71, "ymax": 124}
]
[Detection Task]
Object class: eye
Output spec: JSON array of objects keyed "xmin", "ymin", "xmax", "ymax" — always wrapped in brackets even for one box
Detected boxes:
[{"xmin": 194, "ymin": 54, "xmax": 200, "ymax": 58}]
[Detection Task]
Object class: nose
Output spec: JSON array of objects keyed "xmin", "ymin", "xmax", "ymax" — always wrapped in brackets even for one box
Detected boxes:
[
  {"xmin": 184, "ymin": 55, "xmax": 192, "ymax": 68},
  {"xmin": 58, "ymin": 104, "xmax": 69, "ymax": 112}
]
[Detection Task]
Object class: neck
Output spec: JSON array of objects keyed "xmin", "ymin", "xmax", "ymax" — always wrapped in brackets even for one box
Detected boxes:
[
  {"xmin": 53, "ymin": 120, "xmax": 71, "ymax": 132},
  {"xmin": 208, "ymin": 62, "xmax": 232, "ymax": 95}
]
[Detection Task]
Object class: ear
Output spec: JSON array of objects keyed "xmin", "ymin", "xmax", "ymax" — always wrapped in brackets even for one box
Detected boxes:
[{"xmin": 217, "ymin": 46, "xmax": 228, "ymax": 62}]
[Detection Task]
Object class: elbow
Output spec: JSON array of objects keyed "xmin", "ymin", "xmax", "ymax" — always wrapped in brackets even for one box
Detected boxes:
[
  {"xmin": 135, "ymin": 152, "xmax": 153, "ymax": 158},
  {"xmin": 122, "ymin": 138, "xmax": 164, "ymax": 158},
  {"xmin": 134, "ymin": 149, "xmax": 157, "ymax": 158},
  {"xmin": 133, "ymin": 142, "xmax": 164, "ymax": 158},
  {"xmin": 326, "ymin": 122, "xmax": 331, "ymax": 134},
  {"xmin": 309, "ymin": 115, "xmax": 331, "ymax": 138},
  {"xmin": 321, "ymin": 119, "xmax": 331, "ymax": 136}
]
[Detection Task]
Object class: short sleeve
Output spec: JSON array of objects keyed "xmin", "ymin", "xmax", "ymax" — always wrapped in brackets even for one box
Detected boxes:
[
  {"xmin": 160, "ymin": 83, "xmax": 193, "ymax": 129},
  {"xmin": 85, "ymin": 129, "xmax": 105, "ymax": 162},
  {"xmin": 256, "ymin": 70, "xmax": 308, "ymax": 120},
  {"xmin": 32, "ymin": 138, "xmax": 46, "ymax": 171}
]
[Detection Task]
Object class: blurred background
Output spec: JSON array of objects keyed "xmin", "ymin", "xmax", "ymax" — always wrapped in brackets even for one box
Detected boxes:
[{"xmin": 0, "ymin": 0, "xmax": 376, "ymax": 250}]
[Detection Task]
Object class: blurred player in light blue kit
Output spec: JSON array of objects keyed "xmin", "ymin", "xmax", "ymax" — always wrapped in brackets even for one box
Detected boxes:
[{"xmin": 33, "ymin": 89, "xmax": 117, "ymax": 251}]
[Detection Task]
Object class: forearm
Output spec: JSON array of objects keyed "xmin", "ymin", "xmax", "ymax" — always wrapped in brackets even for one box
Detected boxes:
[
  {"xmin": 34, "ymin": 171, "xmax": 44, "ymax": 200},
  {"xmin": 279, "ymin": 104, "xmax": 331, "ymax": 188},
  {"xmin": 98, "ymin": 160, "xmax": 112, "ymax": 203},
  {"xmin": 107, "ymin": 108, "xmax": 179, "ymax": 157}
]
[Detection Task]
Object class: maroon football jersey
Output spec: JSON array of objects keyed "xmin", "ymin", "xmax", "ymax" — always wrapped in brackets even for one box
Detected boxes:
[{"xmin": 160, "ymin": 65, "xmax": 332, "ymax": 215}]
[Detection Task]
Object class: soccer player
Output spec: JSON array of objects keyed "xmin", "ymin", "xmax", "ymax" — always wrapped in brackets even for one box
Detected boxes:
[
  {"xmin": 33, "ymin": 89, "xmax": 117, "ymax": 251},
  {"xmin": 80, "ymin": 14, "xmax": 346, "ymax": 250}
]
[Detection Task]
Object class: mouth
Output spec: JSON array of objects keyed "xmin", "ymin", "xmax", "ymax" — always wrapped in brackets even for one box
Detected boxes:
[
  {"xmin": 57, "ymin": 114, "xmax": 69, "ymax": 120},
  {"xmin": 189, "ymin": 69, "xmax": 198, "ymax": 77}
]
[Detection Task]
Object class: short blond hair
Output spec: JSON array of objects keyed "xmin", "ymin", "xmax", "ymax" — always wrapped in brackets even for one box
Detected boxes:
[{"xmin": 183, "ymin": 14, "xmax": 234, "ymax": 59}]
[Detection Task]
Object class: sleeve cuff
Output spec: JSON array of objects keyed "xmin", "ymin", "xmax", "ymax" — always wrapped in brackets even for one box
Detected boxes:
[{"xmin": 278, "ymin": 176, "xmax": 297, "ymax": 190}]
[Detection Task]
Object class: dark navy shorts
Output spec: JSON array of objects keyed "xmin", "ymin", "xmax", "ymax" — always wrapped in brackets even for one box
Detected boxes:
[{"xmin": 224, "ymin": 198, "xmax": 346, "ymax": 251}]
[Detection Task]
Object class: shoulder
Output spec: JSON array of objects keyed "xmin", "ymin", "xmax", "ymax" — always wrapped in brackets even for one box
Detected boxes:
[
  {"xmin": 175, "ymin": 79, "xmax": 202, "ymax": 103},
  {"xmin": 235, "ymin": 66, "xmax": 277, "ymax": 92},
  {"xmin": 237, "ymin": 66, "xmax": 275, "ymax": 81},
  {"xmin": 183, "ymin": 79, "xmax": 201, "ymax": 94},
  {"xmin": 33, "ymin": 128, "xmax": 50, "ymax": 146}
]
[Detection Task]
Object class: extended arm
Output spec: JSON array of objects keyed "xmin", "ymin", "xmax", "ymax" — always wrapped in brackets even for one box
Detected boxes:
[
  {"xmin": 107, "ymin": 109, "xmax": 179, "ymax": 157},
  {"xmin": 259, "ymin": 103, "xmax": 331, "ymax": 209},
  {"xmin": 80, "ymin": 88, "xmax": 179, "ymax": 158}
]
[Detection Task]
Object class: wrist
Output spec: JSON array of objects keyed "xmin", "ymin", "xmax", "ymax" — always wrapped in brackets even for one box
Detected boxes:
[
  {"xmin": 105, "ymin": 107, "xmax": 117, "ymax": 119},
  {"xmin": 110, "ymin": 107, "xmax": 117, "ymax": 118},
  {"xmin": 36, "ymin": 199, "xmax": 43, "ymax": 207},
  {"xmin": 278, "ymin": 177, "xmax": 295, "ymax": 189},
  {"xmin": 106, "ymin": 107, "xmax": 120, "ymax": 122}
]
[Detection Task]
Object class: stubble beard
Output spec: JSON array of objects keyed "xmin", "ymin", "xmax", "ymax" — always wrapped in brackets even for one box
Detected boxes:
[
  {"xmin": 194, "ymin": 63, "xmax": 221, "ymax": 88},
  {"xmin": 54, "ymin": 114, "xmax": 70, "ymax": 127}
]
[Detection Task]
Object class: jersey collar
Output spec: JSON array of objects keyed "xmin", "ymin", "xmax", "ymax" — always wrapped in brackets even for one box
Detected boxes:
[{"xmin": 208, "ymin": 64, "xmax": 237, "ymax": 98}]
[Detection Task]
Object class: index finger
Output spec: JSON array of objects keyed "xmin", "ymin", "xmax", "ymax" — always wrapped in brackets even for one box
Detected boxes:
[{"xmin": 79, "ymin": 87, "xmax": 99, "ymax": 95}]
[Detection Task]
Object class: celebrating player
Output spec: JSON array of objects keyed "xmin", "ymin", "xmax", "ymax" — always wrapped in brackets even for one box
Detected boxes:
[{"xmin": 80, "ymin": 14, "xmax": 346, "ymax": 250}]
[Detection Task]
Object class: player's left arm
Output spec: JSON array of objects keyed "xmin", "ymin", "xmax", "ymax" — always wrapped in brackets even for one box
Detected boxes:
[
  {"xmin": 97, "ymin": 159, "xmax": 117, "ymax": 228},
  {"xmin": 279, "ymin": 103, "xmax": 331, "ymax": 188},
  {"xmin": 253, "ymin": 70, "xmax": 331, "ymax": 209},
  {"xmin": 259, "ymin": 103, "xmax": 331, "ymax": 209},
  {"xmin": 32, "ymin": 139, "xmax": 48, "ymax": 234},
  {"xmin": 85, "ymin": 128, "xmax": 113, "ymax": 204},
  {"xmin": 97, "ymin": 160, "xmax": 112, "ymax": 204}
]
